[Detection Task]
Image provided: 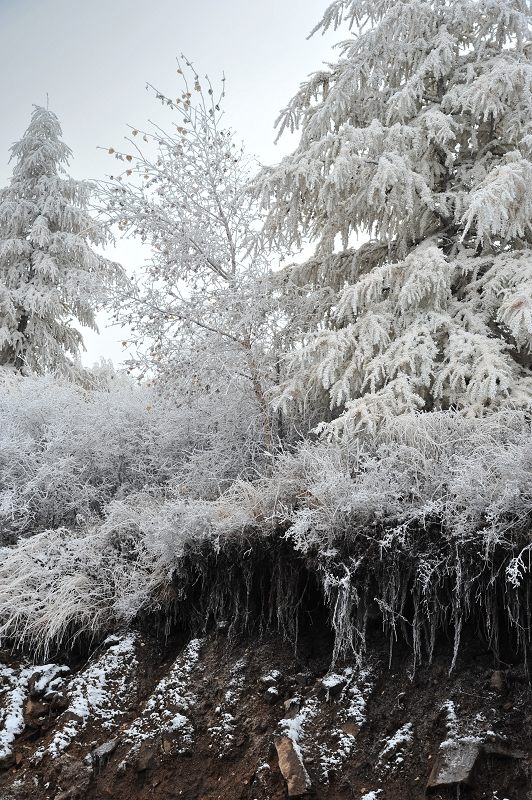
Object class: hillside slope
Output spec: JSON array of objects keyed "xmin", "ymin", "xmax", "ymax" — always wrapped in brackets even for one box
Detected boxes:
[{"xmin": 1, "ymin": 623, "xmax": 530, "ymax": 800}]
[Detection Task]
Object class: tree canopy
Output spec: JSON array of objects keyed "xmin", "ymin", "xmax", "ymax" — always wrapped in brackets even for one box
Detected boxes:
[
  {"xmin": 260, "ymin": 0, "xmax": 532, "ymax": 435},
  {"xmin": 0, "ymin": 106, "xmax": 120, "ymax": 377}
]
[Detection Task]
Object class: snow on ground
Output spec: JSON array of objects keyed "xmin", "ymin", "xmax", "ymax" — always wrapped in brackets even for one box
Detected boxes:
[
  {"xmin": 317, "ymin": 663, "xmax": 376, "ymax": 780},
  {"xmin": 0, "ymin": 664, "xmax": 32, "ymax": 764},
  {"xmin": 0, "ymin": 661, "xmax": 70, "ymax": 764},
  {"xmin": 343, "ymin": 664, "xmax": 375, "ymax": 725},
  {"xmin": 34, "ymin": 634, "xmax": 138, "ymax": 760},
  {"xmin": 31, "ymin": 664, "xmax": 70, "ymax": 697},
  {"xmin": 279, "ymin": 696, "xmax": 320, "ymax": 757},
  {"xmin": 277, "ymin": 697, "xmax": 318, "ymax": 789},
  {"xmin": 124, "ymin": 637, "xmax": 203, "ymax": 754},
  {"xmin": 208, "ymin": 655, "xmax": 247, "ymax": 756},
  {"xmin": 266, "ymin": 662, "xmax": 377, "ymax": 784},
  {"xmin": 439, "ymin": 699, "xmax": 492, "ymax": 748},
  {"xmin": 378, "ymin": 722, "xmax": 413, "ymax": 768}
]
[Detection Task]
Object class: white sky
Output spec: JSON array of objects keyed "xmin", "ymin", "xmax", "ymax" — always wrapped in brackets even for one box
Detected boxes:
[{"xmin": 0, "ymin": 0, "xmax": 340, "ymax": 365}]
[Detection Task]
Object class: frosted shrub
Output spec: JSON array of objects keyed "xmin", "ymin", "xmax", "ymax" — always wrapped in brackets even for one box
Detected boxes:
[
  {"xmin": 0, "ymin": 411, "xmax": 530, "ymax": 662},
  {"xmin": 0, "ymin": 368, "xmax": 273, "ymax": 545}
]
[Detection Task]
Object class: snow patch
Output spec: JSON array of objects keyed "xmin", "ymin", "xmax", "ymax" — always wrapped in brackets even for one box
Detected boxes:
[
  {"xmin": 36, "ymin": 634, "xmax": 138, "ymax": 759},
  {"xmin": 0, "ymin": 664, "xmax": 31, "ymax": 763},
  {"xmin": 378, "ymin": 722, "xmax": 413, "ymax": 768},
  {"xmin": 124, "ymin": 638, "xmax": 203, "ymax": 754},
  {"xmin": 31, "ymin": 664, "xmax": 70, "ymax": 696},
  {"xmin": 278, "ymin": 696, "xmax": 319, "ymax": 763},
  {"xmin": 0, "ymin": 660, "xmax": 73, "ymax": 764},
  {"xmin": 317, "ymin": 663, "xmax": 376, "ymax": 780},
  {"xmin": 439, "ymin": 699, "xmax": 487, "ymax": 749},
  {"xmin": 209, "ymin": 655, "xmax": 247, "ymax": 755}
]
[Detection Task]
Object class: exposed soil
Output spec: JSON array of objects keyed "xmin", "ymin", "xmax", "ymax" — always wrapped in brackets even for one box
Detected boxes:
[{"xmin": 1, "ymin": 618, "xmax": 531, "ymax": 800}]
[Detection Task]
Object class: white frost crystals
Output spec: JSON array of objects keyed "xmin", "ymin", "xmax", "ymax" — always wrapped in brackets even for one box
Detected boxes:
[
  {"xmin": 123, "ymin": 638, "xmax": 203, "ymax": 755},
  {"xmin": 0, "ymin": 664, "xmax": 34, "ymax": 767},
  {"xmin": 260, "ymin": 0, "xmax": 532, "ymax": 436},
  {"xmin": 0, "ymin": 661, "xmax": 70, "ymax": 767},
  {"xmin": 0, "ymin": 106, "xmax": 121, "ymax": 377},
  {"xmin": 34, "ymin": 634, "xmax": 138, "ymax": 761},
  {"xmin": 378, "ymin": 722, "xmax": 414, "ymax": 768},
  {"xmin": 318, "ymin": 664, "xmax": 375, "ymax": 780}
]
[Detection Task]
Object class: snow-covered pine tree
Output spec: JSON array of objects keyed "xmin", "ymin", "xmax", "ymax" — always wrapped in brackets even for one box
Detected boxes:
[
  {"xmin": 260, "ymin": 0, "xmax": 532, "ymax": 436},
  {"xmin": 0, "ymin": 105, "xmax": 120, "ymax": 376}
]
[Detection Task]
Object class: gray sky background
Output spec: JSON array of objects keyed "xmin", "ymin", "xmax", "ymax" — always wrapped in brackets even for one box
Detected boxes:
[{"xmin": 0, "ymin": 0, "xmax": 340, "ymax": 366}]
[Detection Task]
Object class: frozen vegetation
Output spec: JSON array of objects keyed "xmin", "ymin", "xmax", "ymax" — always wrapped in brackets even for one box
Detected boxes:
[
  {"xmin": 1, "ymin": 2, "xmax": 532, "ymax": 798},
  {"xmin": 0, "ymin": 0, "xmax": 530, "ymax": 684}
]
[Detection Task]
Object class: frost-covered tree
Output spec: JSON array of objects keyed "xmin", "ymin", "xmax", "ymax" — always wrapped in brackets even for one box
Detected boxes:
[
  {"xmin": 0, "ymin": 105, "xmax": 120, "ymax": 376},
  {"xmin": 102, "ymin": 61, "xmax": 281, "ymax": 450},
  {"xmin": 260, "ymin": 0, "xmax": 532, "ymax": 436}
]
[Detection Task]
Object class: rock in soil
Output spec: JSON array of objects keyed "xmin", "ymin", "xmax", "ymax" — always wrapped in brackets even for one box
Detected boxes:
[{"xmin": 275, "ymin": 734, "xmax": 311, "ymax": 797}]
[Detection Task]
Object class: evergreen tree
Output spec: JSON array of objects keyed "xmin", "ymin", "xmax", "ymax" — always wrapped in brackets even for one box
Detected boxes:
[
  {"xmin": 261, "ymin": 0, "xmax": 532, "ymax": 436},
  {"xmin": 0, "ymin": 105, "xmax": 120, "ymax": 376}
]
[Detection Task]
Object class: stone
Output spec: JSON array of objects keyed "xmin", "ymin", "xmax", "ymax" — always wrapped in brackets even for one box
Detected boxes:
[
  {"xmin": 427, "ymin": 737, "xmax": 525, "ymax": 793},
  {"xmin": 47, "ymin": 691, "xmax": 69, "ymax": 712},
  {"xmin": 261, "ymin": 670, "xmax": 281, "ymax": 688},
  {"xmin": 28, "ymin": 665, "xmax": 69, "ymax": 699},
  {"xmin": 135, "ymin": 741, "xmax": 156, "ymax": 772},
  {"xmin": 483, "ymin": 739, "xmax": 525, "ymax": 760},
  {"xmin": 489, "ymin": 670, "xmax": 506, "ymax": 693},
  {"xmin": 427, "ymin": 741, "xmax": 481, "ymax": 791},
  {"xmin": 0, "ymin": 752, "xmax": 15, "ymax": 770},
  {"xmin": 24, "ymin": 697, "xmax": 51, "ymax": 730},
  {"xmin": 115, "ymin": 759, "xmax": 127, "ymax": 776},
  {"xmin": 85, "ymin": 738, "xmax": 119, "ymax": 768},
  {"xmin": 54, "ymin": 755, "xmax": 93, "ymax": 800},
  {"xmin": 284, "ymin": 697, "xmax": 301, "ymax": 716},
  {"xmin": 275, "ymin": 735, "xmax": 311, "ymax": 797},
  {"xmin": 341, "ymin": 722, "xmax": 360, "ymax": 737},
  {"xmin": 265, "ymin": 687, "xmax": 280, "ymax": 704},
  {"xmin": 320, "ymin": 672, "xmax": 346, "ymax": 698},
  {"xmin": 294, "ymin": 673, "xmax": 311, "ymax": 687}
]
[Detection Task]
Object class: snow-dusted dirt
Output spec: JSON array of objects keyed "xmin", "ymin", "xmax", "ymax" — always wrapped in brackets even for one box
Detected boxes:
[{"xmin": 0, "ymin": 625, "xmax": 530, "ymax": 800}]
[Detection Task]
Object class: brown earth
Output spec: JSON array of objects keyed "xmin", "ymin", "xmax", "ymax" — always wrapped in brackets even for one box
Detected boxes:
[{"xmin": 1, "ymin": 622, "xmax": 531, "ymax": 800}]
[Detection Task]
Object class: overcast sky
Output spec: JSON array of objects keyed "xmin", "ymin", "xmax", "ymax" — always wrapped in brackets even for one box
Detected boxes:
[{"xmin": 0, "ymin": 0, "xmax": 340, "ymax": 365}]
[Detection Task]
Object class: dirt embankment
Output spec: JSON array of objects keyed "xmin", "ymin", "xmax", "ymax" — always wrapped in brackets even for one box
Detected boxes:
[{"xmin": 1, "ymin": 618, "xmax": 531, "ymax": 800}]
